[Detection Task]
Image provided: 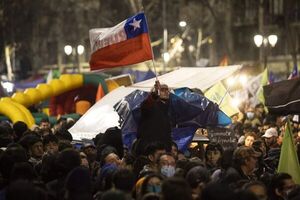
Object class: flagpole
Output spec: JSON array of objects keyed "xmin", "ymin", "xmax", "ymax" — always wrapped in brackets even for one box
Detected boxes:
[
  {"xmin": 218, "ymin": 67, "xmax": 243, "ymax": 106},
  {"xmin": 146, "ymin": 31, "xmax": 159, "ymax": 81},
  {"xmin": 218, "ymin": 84, "xmax": 229, "ymax": 106},
  {"xmin": 143, "ymin": 11, "xmax": 159, "ymax": 81}
]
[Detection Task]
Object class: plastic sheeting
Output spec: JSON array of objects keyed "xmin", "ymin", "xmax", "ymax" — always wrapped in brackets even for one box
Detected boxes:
[
  {"xmin": 69, "ymin": 65, "xmax": 241, "ymax": 141},
  {"xmin": 133, "ymin": 65, "xmax": 241, "ymax": 91},
  {"xmin": 115, "ymin": 88, "xmax": 231, "ymax": 149}
]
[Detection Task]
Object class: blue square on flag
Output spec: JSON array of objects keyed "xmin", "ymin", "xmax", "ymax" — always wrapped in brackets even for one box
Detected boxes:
[{"xmin": 124, "ymin": 13, "xmax": 149, "ymax": 39}]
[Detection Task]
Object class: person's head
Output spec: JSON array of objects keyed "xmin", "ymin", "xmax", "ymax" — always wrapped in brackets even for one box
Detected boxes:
[
  {"xmin": 112, "ymin": 168, "xmax": 135, "ymax": 193},
  {"xmin": 13, "ymin": 121, "xmax": 28, "ymax": 141},
  {"xmin": 244, "ymin": 181, "xmax": 268, "ymax": 200},
  {"xmin": 55, "ymin": 128, "xmax": 73, "ymax": 143},
  {"xmin": 244, "ymin": 132, "xmax": 257, "ymax": 147},
  {"xmin": 0, "ymin": 145, "xmax": 28, "ymax": 181},
  {"xmin": 56, "ymin": 117, "xmax": 67, "ymax": 127},
  {"xmin": 64, "ymin": 166, "xmax": 92, "ymax": 200},
  {"xmin": 82, "ymin": 143, "xmax": 97, "ymax": 162},
  {"xmin": 177, "ymin": 151, "xmax": 186, "ymax": 161},
  {"xmin": 6, "ymin": 180, "xmax": 47, "ymax": 200},
  {"xmin": 19, "ymin": 134, "xmax": 44, "ymax": 159},
  {"xmin": 246, "ymin": 107, "xmax": 256, "ymax": 120},
  {"xmin": 231, "ymin": 113, "xmax": 239, "ymax": 123},
  {"xmin": 141, "ymin": 193, "xmax": 160, "ymax": 200},
  {"xmin": 55, "ymin": 149, "xmax": 81, "ymax": 177},
  {"xmin": 171, "ymin": 141, "xmax": 178, "ymax": 160},
  {"xmin": 0, "ymin": 125, "xmax": 13, "ymax": 147},
  {"xmin": 255, "ymin": 103, "xmax": 265, "ymax": 116},
  {"xmin": 101, "ymin": 127, "xmax": 124, "ymax": 158},
  {"xmin": 161, "ymin": 177, "xmax": 192, "ymax": 200},
  {"xmin": 43, "ymin": 134, "xmax": 58, "ymax": 155},
  {"xmin": 100, "ymin": 190, "xmax": 126, "ymax": 200},
  {"xmin": 100, "ymin": 146, "xmax": 122, "ymax": 167},
  {"xmin": 252, "ymin": 140, "xmax": 266, "ymax": 157},
  {"xmin": 271, "ymin": 173, "xmax": 296, "ymax": 199},
  {"xmin": 233, "ymin": 146, "xmax": 261, "ymax": 173},
  {"xmin": 158, "ymin": 153, "xmax": 176, "ymax": 178},
  {"xmin": 141, "ymin": 173, "xmax": 164, "ymax": 197},
  {"xmin": 99, "ymin": 163, "xmax": 119, "ymax": 191},
  {"xmin": 205, "ymin": 142, "xmax": 223, "ymax": 167},
  {"xmin": 201, "ymin": 182, "xmax": 234, "ymax": 200},
  {"xmin": 39, "ymin": 118, "xmax": 50, "ymax": 130},
  {"xmin": 185, "ymin": 166, "xmax": 210, "ymax": 199},
  {"xmin": 159, "ymin": 84, "xmax": 170, "ymax": 101},
  {"xmin": 145, "ymin": 142, "xmax": 166, "ymax": 164},
  {"xmin": 262, "ymin": 127, "xmax": 278, "ymax": 147},
  {"xmin": 79, "ymin": 152, "xmax": 89, "ymax": 168},
  {"xmin": 10, "ymin": 162, "xmax": 37, "ymax": 182}
]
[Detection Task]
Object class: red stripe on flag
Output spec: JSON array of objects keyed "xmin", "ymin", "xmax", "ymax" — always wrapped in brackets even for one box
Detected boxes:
[{"xmin": 90, "ymin": 33, "xmax": 152, "ymax": 70}]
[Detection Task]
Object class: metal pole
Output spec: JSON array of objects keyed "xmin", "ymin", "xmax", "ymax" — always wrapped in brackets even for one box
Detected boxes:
[
  {"xmin": 263, "ymin": 45, "xmax": 268, "ymax": 69},
  {"xmin": 195, "ymin": 28, "xmax": 202, "ymax": 66},
  {"xmin": 163, "ymin": 0, "xmax": 167, "ymax": 73},
  {"xmin": 258, "ymin": 0, "xmax": 264, "ymax": 70},
  {"xmin": 4, "ymin": 46, "xmax": 13, "ymax": 81}
]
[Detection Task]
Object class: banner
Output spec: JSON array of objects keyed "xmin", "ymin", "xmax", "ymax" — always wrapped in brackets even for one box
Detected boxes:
[
  {"xmin": 256, "ymin": 68, "xmax": 269, "ymax": 104},
  {"xmin": 205, "ymin": 82, "xmax": 239, "ymax": 117},
  {"xmin": 278, "ymin": 120, "xmax": 300, "ymax": 184},
  {"xmin": 207, "ymin": 127, "xmax": 237, "ymax": 151},
  {"xmin": 264, "ymin": 77, "xmax": 300, "ymax": 115},
  {"xmin": 89, "ymin": 12, "xmax": 153, "ymax": 70}
]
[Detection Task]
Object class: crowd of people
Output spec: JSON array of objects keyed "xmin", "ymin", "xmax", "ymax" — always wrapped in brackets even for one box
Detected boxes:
[{"xmin": 0, "ymin": 82, "xmax": 300, "ymax": 200}]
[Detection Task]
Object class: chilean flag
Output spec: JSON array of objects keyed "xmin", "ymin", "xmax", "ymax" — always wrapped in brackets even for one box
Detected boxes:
[{"xmin": 89, "ymin": 12, "xmax": 153, "ymax": 71}]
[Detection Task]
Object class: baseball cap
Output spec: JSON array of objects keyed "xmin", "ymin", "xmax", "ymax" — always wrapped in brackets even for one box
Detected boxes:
[
  {"xmin": 262, "ymin": 127, "xmax": 278, "ymax": 138},
  {"xmin": 233, "ymin": 146, "xmax": 262, "ymax": 160}
]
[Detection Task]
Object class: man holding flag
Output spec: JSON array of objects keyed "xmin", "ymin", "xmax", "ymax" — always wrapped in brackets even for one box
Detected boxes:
[{"xmin": 89, "ymin": 12, "xmax": 153, "ymax": 70}]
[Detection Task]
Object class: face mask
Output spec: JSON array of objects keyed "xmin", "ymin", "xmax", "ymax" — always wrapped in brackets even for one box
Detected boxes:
[
  {"xmin": 246, "ymin": 112, "xmax": 255, "ymax": 120},
  {"xmin": 147, "ymin": 185, "xmax": 161, "ymax": 193},
  {"xmin": 161, "ymin": 165, "xmax": 175, "ymax": 177}
]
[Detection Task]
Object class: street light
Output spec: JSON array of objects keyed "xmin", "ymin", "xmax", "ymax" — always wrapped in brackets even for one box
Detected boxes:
[
  {"xmin": 253, "ymin": 35, "xmax": 263, "ymax": 47},
  {"xmin": 253, "ymin": 34, "xmax": 278, "ymax": 69},
  {"xmin": 64, "ymin": 45, "xmax": 73, "ymax": 56},
  {"xmin": 179, "ymin": 21, "xmax": 187, "ymax": 28},
  {"xmin": 77, "ymin": 45, "xmax": 85, "ymax": 55},
  {"xmin": 267, "ymin": 35, "xmax": 278, "ymax": 47},
  {"xmin": 64, "ymin": 44, "xmax": 85, "ymax": 72},
  {"xmin": 163, "ymin": 52, "xmax": 170, "ymax": 63}
]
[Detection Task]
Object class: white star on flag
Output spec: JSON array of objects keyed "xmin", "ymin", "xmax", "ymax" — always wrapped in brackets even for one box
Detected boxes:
[{"xmin": 129, "ymin": 18, "xmax": 142, "ymax": 31}]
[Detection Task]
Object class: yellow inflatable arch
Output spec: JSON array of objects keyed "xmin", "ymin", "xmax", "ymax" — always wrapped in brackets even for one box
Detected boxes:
[
  {"xmin": 1, "ymin": 74, "xmax": 84, "ymax": 128},
  {"xmin": 0, "ymin": 73, "xmax": 119, "ymax": 128}
]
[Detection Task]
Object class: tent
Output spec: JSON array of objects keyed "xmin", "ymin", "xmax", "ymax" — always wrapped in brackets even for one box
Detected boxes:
[{"xmin": 69, "ymin": 65, "xmax": 242, "ymax": 140}]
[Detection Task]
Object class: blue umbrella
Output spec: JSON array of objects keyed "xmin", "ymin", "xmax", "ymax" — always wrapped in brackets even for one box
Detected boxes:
[{"xmin": 114, "ymin": 87, "xmax": 231, "ymax": 151}]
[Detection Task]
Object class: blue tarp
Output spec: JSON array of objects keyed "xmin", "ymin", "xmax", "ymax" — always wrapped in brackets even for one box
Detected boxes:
[
  {"xmin": 14, "ymin": 77, "xmax": 45, "ymax": 90},
  {"xmin": 114, "ymin": 88, "xmax": 231, "ymax": 151}
]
